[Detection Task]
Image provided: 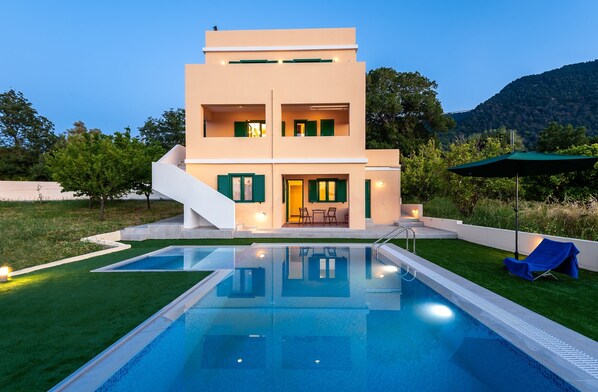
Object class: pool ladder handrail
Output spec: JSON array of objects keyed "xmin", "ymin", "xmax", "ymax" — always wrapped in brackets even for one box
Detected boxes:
[
  {"xmin": 372, "ymin": 225, "xmax": 416, "ymax": 256},
  {"xmin": 372, "ymin": 226, "xmax": 417, "ymax": 282}
]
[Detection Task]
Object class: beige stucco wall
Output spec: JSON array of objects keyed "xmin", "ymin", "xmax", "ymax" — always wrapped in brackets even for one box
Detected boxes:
[
  {"xmin": 186, "ymin": 62, "xmax": 366, "ymax": 160},
  {"xmin": 186, "ymin": 162, "xmax": 367, "ymax": 229},
  {"xmin": 181, "ymin": 28, "xmax": 400, "ymax": 229}
]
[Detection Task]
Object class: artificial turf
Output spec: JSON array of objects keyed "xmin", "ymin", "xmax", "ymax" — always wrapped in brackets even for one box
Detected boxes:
[{"xmin": 0, "ymin": 238, "xmax": 596, "ymax": 390}]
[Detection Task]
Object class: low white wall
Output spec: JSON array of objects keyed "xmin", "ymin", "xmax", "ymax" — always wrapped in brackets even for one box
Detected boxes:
[
  {"xmin": 421, "ymin": 216, "xmax": 598, "ymax": 272},
  {"xmin": 0, "ymin": 181, "xmax": 168, "ymax": 201}
]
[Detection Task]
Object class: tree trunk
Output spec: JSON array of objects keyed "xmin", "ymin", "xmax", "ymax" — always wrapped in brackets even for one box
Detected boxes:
[
  {"xmin": 88, "ymin": 197, "xmax": 94, "ymax": 208},
  {"xmin": 99, "ymin": 197, "xmax": 105, "ymax": 221},
  {"xmin": 145, "ymin": 193, "xmax": 151, "ymax": 209}
]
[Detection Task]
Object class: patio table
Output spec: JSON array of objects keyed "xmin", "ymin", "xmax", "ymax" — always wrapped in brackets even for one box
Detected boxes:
[{"xmin": 312, "ymin": 209, "xmax": 326, "ymax": 224}]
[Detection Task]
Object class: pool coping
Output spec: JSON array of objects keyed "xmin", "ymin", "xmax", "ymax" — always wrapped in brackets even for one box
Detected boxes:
[
  {"xmin": 53, "ymin": 242, "xmax": 598, "ymax": 391},
  {"xmin": 379, "ymin": 244, "xmax": 598, "ymax": 392}
]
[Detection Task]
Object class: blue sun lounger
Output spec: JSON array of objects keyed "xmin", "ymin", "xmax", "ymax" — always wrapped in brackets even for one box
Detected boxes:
[{"xmin": 503, "ymin": 238, "xmax": 580, "ymax": 281}]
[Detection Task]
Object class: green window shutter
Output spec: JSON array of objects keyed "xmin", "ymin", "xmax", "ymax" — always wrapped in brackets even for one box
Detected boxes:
[
  {"xmin": 282, "ymin": 180, "xmax": 286, "ymax": 203},
  {"xmin": 253, "ymin": 175, "xmax": 265, "ymax": 202},
  {"xmin": 336, "ymin": 179, "xmax": 347, "ymax": 202},
  {"xmin": 308, "ymin": 180, "xmax": 318, "ymax": 202},
  {"xmin": 203, "ymin": 120, "xmax": 206, "ymax": 137},
  {"xmin": 234, "ymin": 121, "xmax": 247, "ymax": 137},
  {"xmin": 281, "ymin": 121, "xmax": 286, "ymax": 136},
  {"xmin": 217, "ymin": 175, "xmax": 231, "ymax": 198},
  {"xmin": 306, "ymin": 121, "xmax": 317, "ymax": 136},
  {"xmin": 320, "ymin": 119, "xmax": 334, "ymax": 136}
]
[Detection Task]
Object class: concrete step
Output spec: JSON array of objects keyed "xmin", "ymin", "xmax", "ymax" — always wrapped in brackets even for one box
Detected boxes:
[{"xmin": 395, "ymin": 218, "xmax": 424, "ymax": 227}]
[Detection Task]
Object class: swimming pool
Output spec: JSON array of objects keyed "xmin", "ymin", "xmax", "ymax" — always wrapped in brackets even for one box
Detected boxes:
[{"xmin": 56, "ymin": 244, "xmax": 595, "ymax": 391}]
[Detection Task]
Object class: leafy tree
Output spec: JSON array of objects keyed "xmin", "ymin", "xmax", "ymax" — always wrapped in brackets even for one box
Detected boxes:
[
  {"xmin": 444, "ymin": 135, "xmax": 513, "ymax": 216},
  {"xmin": 116, "ymin": 129, "xmax": 165, "ymax": 209},
  {"xmin": 138, "ymin": 108, "xmax": 185, "ymax": 150},
  {"xmin": 524, "ymin": 143, "xmax": 598, "ymax": 202},
  {"xmin": 0, "ymin": 89, "xmax": 57, "ymax": 180},
  {"xmin": 66, "ymin": 120, "xmax": 101, "ymax": 137},
  {"xmin": 401, "ymin": 140, "xmax": 445, "ymax": 203},
  {"xmin": 47, "ymin": 131, "xmax": 131, "ymax": 220},
  {"xmin": 365, "ymin": 68, "xmax": 455, "ymax": 153},
  {"xmin": 536, "ymin": 122, "xmax": 587, "ymax": 152}
]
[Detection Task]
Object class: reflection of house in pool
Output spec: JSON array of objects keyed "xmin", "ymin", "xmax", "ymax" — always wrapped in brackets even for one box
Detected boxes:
[{"xmin": 282, "ymin": 246, "xmax": 350, "ymax": 297}]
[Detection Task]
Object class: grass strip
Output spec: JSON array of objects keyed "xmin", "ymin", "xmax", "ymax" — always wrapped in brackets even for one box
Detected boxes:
[{"xmin": 0, "ymin": 200, "xmax": 183, "ymax": 271}]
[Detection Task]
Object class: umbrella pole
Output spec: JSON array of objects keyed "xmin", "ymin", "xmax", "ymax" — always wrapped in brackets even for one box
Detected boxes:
[{"xmin": 515, "ymin": 173, "xmax": 519, "ymax": 260}]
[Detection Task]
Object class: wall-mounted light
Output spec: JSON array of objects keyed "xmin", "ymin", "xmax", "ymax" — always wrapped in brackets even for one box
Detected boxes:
[
  {"xmin": 278, "ymin": 59, "xmax": 283, "ymax": 64},
  {"xmin": 411, "ymin": 209, "xmax": 420, "ymax": 218},
  {"xmin": 333, "ymin": 57, "xmax": 339, "ymax": 63},
  {"xmin": 376, "ymin": 180, "xmax": 385, "ymax": 187},
  {"xmin": 255, "ymin": 212, "xmax": 267, "ymax": 222},
  {"xmin": 220, "ymin": 60, "xmax": 225, "ymax": 65},
  {"xmin": 0, "ymin": 266, "xmax": 10, "ymax": 283}
]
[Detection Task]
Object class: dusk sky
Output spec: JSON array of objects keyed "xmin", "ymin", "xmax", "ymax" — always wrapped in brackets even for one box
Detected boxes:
[{"xmin": 1, "ymin": 0, "xmax": 597, "ymax": 135}]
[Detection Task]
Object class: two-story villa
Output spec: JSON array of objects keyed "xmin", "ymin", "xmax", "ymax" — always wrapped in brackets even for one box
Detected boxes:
[{"xmin": 153, "ymin": 28, "xmax": 401, "ymax": 231}]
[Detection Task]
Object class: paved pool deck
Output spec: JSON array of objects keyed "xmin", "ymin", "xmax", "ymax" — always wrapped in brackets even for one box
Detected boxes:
[{"xmin": 121, "ymin": 215, "xmax": 457, "ymax": 241}]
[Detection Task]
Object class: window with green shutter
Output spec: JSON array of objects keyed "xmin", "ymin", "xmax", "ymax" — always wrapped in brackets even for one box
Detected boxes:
[
  {"xmin": 217, "ymin": 173, "xmax": 265, "ymax": 203},
  {"xmin": 281, "ymin": 121, "xmax": 286, "ymax": 136},
  {"xmin": 308, "ymin": 178, "xmax": 346, "ymax": 202},
  {"xmin": 234, "ymin": 121, "xmax": 248, "ymax": 137},
  {"xmin": 306, "ymin": 120, "xmax": 317, "ymax": 136},
  {"xmin": 320, "ymin": 119, "xmax": 334, "ymax": 136}
]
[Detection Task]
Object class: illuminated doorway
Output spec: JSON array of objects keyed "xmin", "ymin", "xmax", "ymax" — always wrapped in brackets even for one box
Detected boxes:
[{"xmin": 286, "ymin": 180, "xmax": 303, "ymax": 223}]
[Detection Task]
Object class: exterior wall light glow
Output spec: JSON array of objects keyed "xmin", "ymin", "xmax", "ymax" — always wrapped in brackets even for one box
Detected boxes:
[
  {"xmin": 376, "ymin": 180, "xmax": 384, "ymax": 186},
  {"xmin": 0, "ymin": 266, "xmax": 10, "ymax": 282},
  {"xmin": 411, "ymin": 209, "xmax": 420, "ymax": 218},
  {"xmin": 256, "ymin": 212, "xmax": 267, "ymax": 222},
  {"xmin": 220, "ymin": 60, "xmax": 225, "ymax": 65}
]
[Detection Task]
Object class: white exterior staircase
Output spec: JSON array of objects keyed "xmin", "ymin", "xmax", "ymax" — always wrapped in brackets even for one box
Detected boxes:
[{"xmin": 152, "ymin": 145, "xmax": 235, "ymax": 229}]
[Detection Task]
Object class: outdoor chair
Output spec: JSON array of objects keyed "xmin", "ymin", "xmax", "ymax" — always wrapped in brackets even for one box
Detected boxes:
[
  {"xmin": 299, "ymin": 207, "xmax": 312, "ymax": 225},
  {"xmin": 502, "ymin": 238, "xmax": 579, "ymax": 281},
  {"xmin": 324, "ymin": 207, "xmax": 337, "ymax": 225}
]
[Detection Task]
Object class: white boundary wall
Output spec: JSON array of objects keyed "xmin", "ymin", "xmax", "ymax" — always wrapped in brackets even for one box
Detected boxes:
[
  {"xmin": 0, "ymin": 181, "xmax": 168, "ymax": 201},
  {"xmin": 421, "ymin": 216, "xmax": 598, "ymax": 272}
]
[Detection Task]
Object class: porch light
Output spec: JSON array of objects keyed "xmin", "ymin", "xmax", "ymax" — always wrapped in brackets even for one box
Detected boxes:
[
  {"xmin": 376, "ymin": 180, "xmax": 384, "ymax": 186},
  {"xmin": 333, "ymin": 57, "xmax": 338, "ymax": 62},
  {"xmin": 220, "ymin": 60, "xmax": 225, "ymax": 65},
  {"xmin": 255, "ymin": 212, "xmax": 267, "ymax": 222},
  {"xmin": 278, "ymin": 59, "xmax": 283, "ymax": 64},
  {"xmin": 0, "ymin": 266, "xmax": 9, "ymax": 283},
  {"xmin": 411, "ymin": 209, "xmax": 420, "ymax": 218}
]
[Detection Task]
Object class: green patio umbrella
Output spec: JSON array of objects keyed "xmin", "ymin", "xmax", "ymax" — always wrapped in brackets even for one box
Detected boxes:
[{"xmin": 448, "ymin": 151, "xmax": 598, "ymax": 259}]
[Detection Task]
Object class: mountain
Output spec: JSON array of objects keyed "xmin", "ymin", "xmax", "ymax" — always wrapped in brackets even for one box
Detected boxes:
[{"xmin": 445, "ymin": 59, "xmax": 598, "ymax": 147}]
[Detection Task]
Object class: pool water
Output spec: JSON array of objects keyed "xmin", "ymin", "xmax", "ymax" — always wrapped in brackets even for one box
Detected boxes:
[
  {"xmin": 97, "ymin": 245, "xmax": 573, "ymax": 391},
  {"xmin": 110, "ymin": 246, "xmax": 244, "ymax": 271}
]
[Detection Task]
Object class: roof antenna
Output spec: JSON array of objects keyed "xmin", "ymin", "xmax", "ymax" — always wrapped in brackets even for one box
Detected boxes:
[{"xmin": 213, "ymin": 25, "xmax": 218, "ymax": 31}]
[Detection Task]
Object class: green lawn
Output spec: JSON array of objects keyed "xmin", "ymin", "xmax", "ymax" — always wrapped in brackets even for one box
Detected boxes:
[
  {"xmin": 0, "ymin": 200, "xmax": 183, "ymax": 271},
  {"xmin": 1, "ymin": 238, "xmax": 596, "ymax": 390}
]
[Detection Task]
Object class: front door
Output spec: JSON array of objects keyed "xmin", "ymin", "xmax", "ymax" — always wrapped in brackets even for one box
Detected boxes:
[
  {"xmin": 365, "ymin": 179, "xmax": 371, "ymax": 219},
  {"xmin": 286, "ymin": 180, "xmax": 303, "ymax": 223}
]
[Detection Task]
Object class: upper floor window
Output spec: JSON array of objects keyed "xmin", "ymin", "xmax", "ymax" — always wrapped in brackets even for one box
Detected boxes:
[{"xmin": 235, "ymin": 121, "xmax": 266, "ymax": 137}]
